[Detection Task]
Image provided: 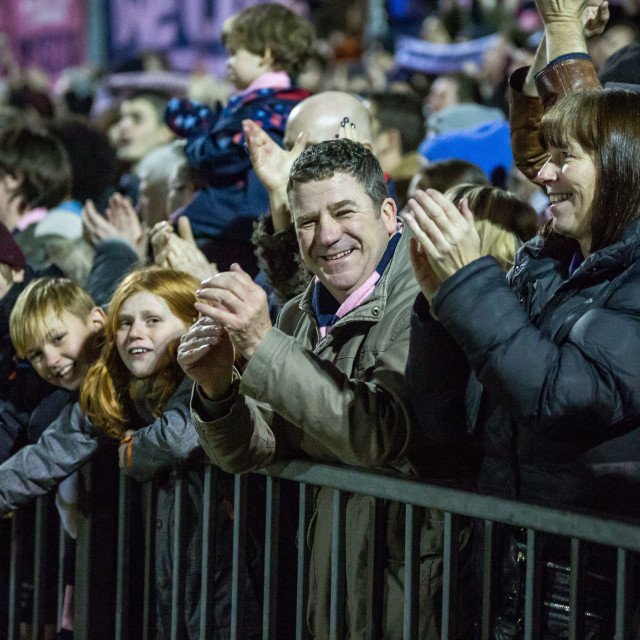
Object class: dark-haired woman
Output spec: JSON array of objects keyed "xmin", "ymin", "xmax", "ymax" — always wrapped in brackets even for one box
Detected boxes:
[{"xmin": 404, "ymin": 87, "xmax": 640, "ymax": 638}]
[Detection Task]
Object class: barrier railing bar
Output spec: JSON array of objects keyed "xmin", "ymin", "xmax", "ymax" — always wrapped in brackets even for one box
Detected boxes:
[
  {"xmin": 524, "ymin": 528, "xmax": 542, "ymax": 640},
  {"xmin": 230, "ymin": 473, "xmax": 248, "ymax": 639},
  {"xmin": 5, "ymin": 457, "xmax": 640, "ymax": 640},
  {"xmin": 142, "ymin": 481, "xmax": 156, "ymax": 640},
  {"xmin": 365, "ymin": 498, "xmax": 385, "ymax": 640},
  {"xmin": 329, "ymin": 489, "xmax": 346, "ymax": 640},
  {"xmin": 32, "ymin": 496, "xmax": 48, "ymax": 639},
  {"xmin": 260, "ymin": 462, "xmax": 640, "ymax": 551},
  {"xmin": 73, "ymin": 470, "xmax": 92, "ymax": 640},
  {"xmin": 171, "ymin": 469, "xmax": 187, "ymax": 640},
  {"xmin": 57, "ymin": 523, "xmax": 65, "ymax": 631},
  {"xmin": 441, "ymin": 512, "xmax": 460, "ymax": 640},
  {"xmin": 480, "ymin": 519, "xmax": 498, "ymax": 640},
  {"xmin": 403, "ymin": 503, "xmax": 420, "ymax": 640},
  {"xmin": 615, "ymin": 548, "xmax": 628, "ymax": 640},
  {"xmin": 568, "ymin": 537, "xmax": 584, "ymax": 640},
  {"xmin": 199, "ymin": 466, "xmax": 218, "ymax": 640},
  {"xmin": 8, "ymin": 512, "xmax": 19, "ymax": 640},
  {"xmin": 296, "ymin": 483, "xmax": 312, "ymax": 640},
  {"xmin": 115, "ymin": 471, "xmax": 130, "ymax": 640},
  {"xmin": 263, "ymin": 475, "xmax": 281, "ymax": 639}
]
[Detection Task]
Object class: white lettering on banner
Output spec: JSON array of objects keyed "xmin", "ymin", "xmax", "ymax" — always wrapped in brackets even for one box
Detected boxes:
[
  {"xmin": 109, "ymin": 0, "xmax": 300, "ymax": 58},
  {"xmin": 395, "ymin": 33, "xmax": 503, "ymax": 74},
  {"xmin": 17, "ymin": 0, "xmax": 73, "ymax": 27},
  {"xmin": 181, "ymin": 0, "xmax": 224, "ymax": 42},
  {"xmin": 111, "ymin": 0, "xmax": 179, "ymax": 50}
]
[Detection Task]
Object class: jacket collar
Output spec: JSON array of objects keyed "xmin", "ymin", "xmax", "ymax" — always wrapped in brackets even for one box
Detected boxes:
[
  {"xmin": 298, "ymin": 220, "xmax": 413, "ymax": 328},
  {"xmin": 514, "ymin": 217, "xmax": 640, "ymax": 284}
]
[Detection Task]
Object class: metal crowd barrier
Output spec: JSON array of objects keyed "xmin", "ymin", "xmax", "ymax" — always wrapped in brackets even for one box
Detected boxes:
[{"xmin": 3, "ymin": 459, "xmax": 640, "ymax": 640}]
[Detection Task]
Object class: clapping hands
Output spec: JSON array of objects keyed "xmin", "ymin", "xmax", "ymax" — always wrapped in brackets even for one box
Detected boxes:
[
  {"xmin": 151, "ymin": 216, "xmax": 218, "ymax": 281},
  {"xmin": 82, "ymin": 194, "xmax": 148, "ymax": 261},
  {"xmin": 404, "ymin": 190, "xmax": 481, "ymax": 302}
]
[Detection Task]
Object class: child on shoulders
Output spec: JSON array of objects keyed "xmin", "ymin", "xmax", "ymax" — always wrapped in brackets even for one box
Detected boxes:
[{"xmin": 164, "ymin": 2, "xmax": 315, "ymax": 273}]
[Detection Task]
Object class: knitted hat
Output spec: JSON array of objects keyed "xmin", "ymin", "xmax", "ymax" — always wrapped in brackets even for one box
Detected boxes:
[
  {"xmin": 0, "ymin": 221, "xmax": 26, "ymax": 270},
  {"xmin": 599, "ymin": 43, "xmax": 640, "ymax": 89}
]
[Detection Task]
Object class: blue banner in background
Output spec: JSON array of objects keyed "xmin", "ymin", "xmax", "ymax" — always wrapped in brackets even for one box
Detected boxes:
[{"xmin": 395, "ymin": 33, "xmax": 502, "ymax": 74}]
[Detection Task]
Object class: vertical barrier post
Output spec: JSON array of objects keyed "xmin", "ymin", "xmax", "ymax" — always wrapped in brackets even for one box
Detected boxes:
[
  {"xmin": 403, "ymin": 504, "xmax": 420, "ymax": 640},
  {"xmin": 8, "ymin": 513, "xmax": 20, "ymax": 640},
  {"xmin": 615, "ymin": 548, "xmax": 629, "ymax": 640},
  {"xmin": 481, "ymin": 519, "xmax": 499, "ymax": 640},
  {"xmin": 57, "ymin": 523, "xmax": 66, "ymax": 631},
  {"xmin": 296, "ymin": 484, "xmax": 313, "ymax": 640},
  {"xmin": 74, "ymin": 486, "xmax": 91, "ymax": 639},
  {"xmin": 230, "ymin": 474, "xmax": 247, "ymax": 640},
  {"xmin": 441, "ymin": 512, "xmax": 460, "ymax": 640},
  {"xmin": 524, "ymin": 529, "xmax": 542, "ymax": 640},
  {"xmin": 365, "ymin": 499, "xmax": 385, "ymax": 640},
  {"xmin": 568, "ymin": 538, "xmax": 584, "ymax": 640},
  {"xmin": 329, "ymin": 489, "xmax": 346, "ymax": 640},
  {"xmin": 142, "ymin": 482, "xmax": 156, "ymax": 640},
  {"xmin": 263, "ymin": 475, "xmax": 281, "ymax": 639},
  {"xmin": 199, "ymin": 466, "xmax": 218, "ymax": 640},
  {"xmin": 170, "ymin": 468, "xmax": 187, "ymax": 640},
  {"xmin": 115, "ymin": 470, "xmax": 131, "ymax": 640},
  {"xmin": 32, "ymin": 497, "xmax": 49, "ymax": 640}
]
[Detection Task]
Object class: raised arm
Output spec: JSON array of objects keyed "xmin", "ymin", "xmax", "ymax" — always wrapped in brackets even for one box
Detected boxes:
[
  {"xmin": 405, "ymin": 293, "xmax": 471, "ymax": 443},
  {"xmin": 509, "ymin": 0, "xmax": 607, "ymax": 179},
  {"xmin": 191, "ymin": 322, "xmax": 414, "ymax": 472},
  {"xmin": 182, "ymin": 100, "xmax": 291, "ymax": 187},
  {"xmin": 243, "ymin": 119, "xmax": 308, "ymax": 232}
]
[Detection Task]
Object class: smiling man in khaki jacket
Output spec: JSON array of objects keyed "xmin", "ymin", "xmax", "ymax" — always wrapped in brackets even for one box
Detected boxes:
[{"xmin": 178, "ymin": 138, "xmax": 469, "ymax": 639}]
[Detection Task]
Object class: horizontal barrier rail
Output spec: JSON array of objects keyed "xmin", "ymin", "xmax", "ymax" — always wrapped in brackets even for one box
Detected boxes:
[
  {"xmin": 261, "ymin": 460, "xmax": 640, "ymax": 551},
  {"xmin": 3, "ymin": 458, "xmax": 638, "ymax": 639}
]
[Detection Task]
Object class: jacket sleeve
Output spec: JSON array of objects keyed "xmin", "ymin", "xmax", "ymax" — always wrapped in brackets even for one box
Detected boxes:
[
  {"xmin": 509, "ymin": 57, "xmax": 601, "ymax": 181},
  {"xmin": 406, "ymin": 293, "xmax": 470, "ymax": 443},
  {"xmin": 0, "ymin": 403, "xmax": 99, "ymax": 514},
  {"xmin": 123, "ymin": 380, "xmax": 201, "ymax": 482},
  {"xmin": 193, "ymin": 307, "xmax": 414, "ymax": 472},
  {"xmin": 191, "ymin": 379, "xmax": 283, "ymax": 474},
  {"xmin": 165, "ymin": 97, "xmax": 220, "ymax": 139},
  {"xmin": 184, "ymin": 101, "xmax": 287, "ymax": 186},
  {"xmin": 86, "ymin": 239, "xmax": 140, "ymax": 308},
  {"xmin": 432, "ymin": 256, "xmax": 640, "ymax": 440}
]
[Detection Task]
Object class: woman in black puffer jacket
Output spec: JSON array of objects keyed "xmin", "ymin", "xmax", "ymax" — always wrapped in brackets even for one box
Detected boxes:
[{"xmin": 405, "ymin": 88, "xmax": 640, "ymax": 638}]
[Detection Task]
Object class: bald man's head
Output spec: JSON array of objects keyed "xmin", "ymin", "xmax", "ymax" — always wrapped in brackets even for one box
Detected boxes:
[{"xmin": 283, "ymin": 91, "xmax": 374, "ymax": 151}]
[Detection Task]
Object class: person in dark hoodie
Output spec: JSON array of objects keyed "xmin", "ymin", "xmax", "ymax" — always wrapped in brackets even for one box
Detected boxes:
[
  {"xmin": 0, "ymin": 222, "xmax": 52, "ymax": 461},
  {"xmin": 0, "ymin": 223, "xmax": 53, "ymax": 640}
]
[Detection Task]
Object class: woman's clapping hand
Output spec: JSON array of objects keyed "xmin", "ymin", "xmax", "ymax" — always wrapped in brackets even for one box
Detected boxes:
[{"xmin": 404, "ymin": 189, "xmax": 481, "ymax": 301}]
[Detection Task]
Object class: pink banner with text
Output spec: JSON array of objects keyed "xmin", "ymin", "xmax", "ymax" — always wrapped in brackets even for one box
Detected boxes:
[{"xmin": 0, "ymin": 0, "xmax": 86, "ymax": 75}]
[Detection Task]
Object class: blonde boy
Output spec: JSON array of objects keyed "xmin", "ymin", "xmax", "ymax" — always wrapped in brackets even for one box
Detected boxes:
[{"xmin": 10, "ymin": 278, "xmax": 106, "ymax": 392}]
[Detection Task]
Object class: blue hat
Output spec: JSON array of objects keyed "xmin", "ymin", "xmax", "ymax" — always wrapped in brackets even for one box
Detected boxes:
[{"xmin": 419, "ymin": 119, "xmax": 513, "ymax": 186}]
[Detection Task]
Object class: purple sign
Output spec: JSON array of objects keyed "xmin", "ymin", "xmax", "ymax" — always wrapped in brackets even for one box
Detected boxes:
[
  {"xmin": 107, "ymin": 0, "xmax": 305, "ymax": 73},
  {"xmin": 0, "ymin": 0, "xmax": 86, "ymax": 75}
]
